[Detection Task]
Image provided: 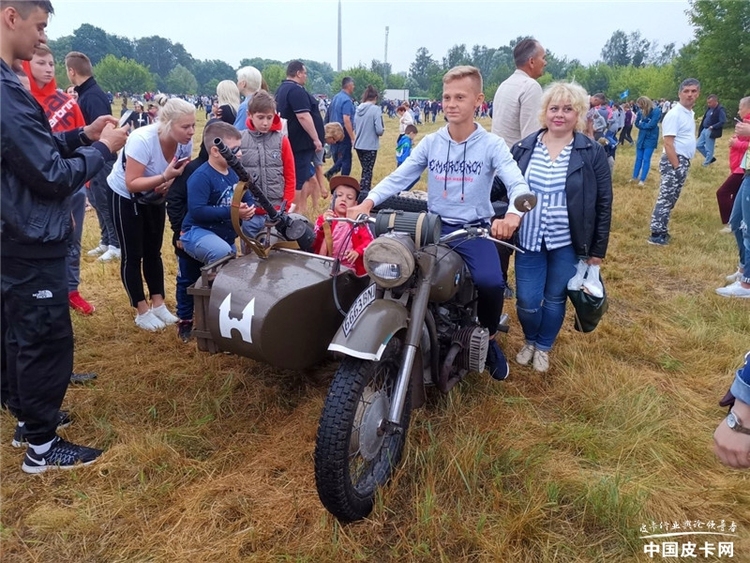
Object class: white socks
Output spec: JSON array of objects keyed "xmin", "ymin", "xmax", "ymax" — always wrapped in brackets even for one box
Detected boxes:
[
  {"xmin": 151, "ymin": 304, "xmax": 178, "ymax": 325},
  {"xmin": 30, "ymin": 437, "xmax": 55, "ymax": 455}
]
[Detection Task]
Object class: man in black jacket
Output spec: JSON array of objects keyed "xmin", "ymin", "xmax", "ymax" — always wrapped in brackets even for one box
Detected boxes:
[
  {"xmin": 65, "ymin": 50, "xmax": 121, "ymax": 261},
  {"xmin": 696, "ymin": 94, "xmax": 727, "ymax": 167},
  {"xmin": 0, "ymin": 0, "xmax": 127, "ymax": 473}
]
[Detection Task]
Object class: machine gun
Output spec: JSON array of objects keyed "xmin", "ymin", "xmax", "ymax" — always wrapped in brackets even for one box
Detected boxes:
[{"xmin": 213, "ymin": 137, "xmax": 315, "ymax": 256}]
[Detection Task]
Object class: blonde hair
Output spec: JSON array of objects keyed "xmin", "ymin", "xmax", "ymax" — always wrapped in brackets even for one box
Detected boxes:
[
  {"xmin": 635, "ymin": 96, "xmax": 654, "ymax": 117},
  {"xmin": 442, "ymin": 65, "xmax": 483, "ymax": 93},
  {"xmin": 32, "ymin": 43, "xmax": 53, "ymax": 57},
  {"xmin": 538, "ymin": 81, "xmax": 589, "ymax": 132},
  {"xmin": 324, "ymin": 122, "xmax": 344, "ymax": 142},
  {"xmin": 158, "ymin": 98, "xmax": 196, "ymax": 135},
  {"xmin": 216, "ymin": 80, "xmax": 240, "ymax": 113}
]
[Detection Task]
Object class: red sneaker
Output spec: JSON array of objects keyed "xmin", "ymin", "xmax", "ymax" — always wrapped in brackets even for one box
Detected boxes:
[{"xmin": 69, "ymin": 290, "xmax": 95, "ymax": 315}]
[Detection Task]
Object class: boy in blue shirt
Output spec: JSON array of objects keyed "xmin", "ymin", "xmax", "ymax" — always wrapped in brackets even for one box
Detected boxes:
[
  {"xmin": 180, "ymin": 122, "xmax": 255, "ymax": 265},
  {"xmin": 349, "ymin": 66, "xmax": 530, "ymax": 381},
  {"xmin": 396, "ymin": 124, "xmax": 418, "ymax": 167}
]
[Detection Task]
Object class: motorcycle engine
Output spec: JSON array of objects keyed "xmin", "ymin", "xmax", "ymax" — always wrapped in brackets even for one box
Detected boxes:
[{"xmin": 451, "ymin": 326, "xmax": 489, "ymax": 375}]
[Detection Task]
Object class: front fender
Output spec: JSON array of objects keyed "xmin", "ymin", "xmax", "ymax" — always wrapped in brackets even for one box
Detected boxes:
[{"xmin": 328, "ymin": 299, "xmax": 408, "ymax": 361}]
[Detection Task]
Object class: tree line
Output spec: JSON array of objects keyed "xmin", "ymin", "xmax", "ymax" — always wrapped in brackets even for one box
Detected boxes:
[{"xmin": 47, "ymin": 1, "xmax": 748, "ymax": 115}]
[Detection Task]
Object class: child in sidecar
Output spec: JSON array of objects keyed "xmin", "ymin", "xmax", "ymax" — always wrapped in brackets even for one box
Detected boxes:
[
  {"xmin": 313, "ymin": 176, "xmax": 373, "ymax": 276},
  {"xmin": 180, "ymin": 122, "xmax": 256, "ymax": 265}
]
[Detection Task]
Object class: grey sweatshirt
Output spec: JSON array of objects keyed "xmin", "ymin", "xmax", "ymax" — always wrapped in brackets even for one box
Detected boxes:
[
  {"xmin": 353, "ymin": 102, "xmax": 384, "ymax": 151},
  {"xmin": 366, "ymin": 123, "xmax": 528, "ymax": 225}
]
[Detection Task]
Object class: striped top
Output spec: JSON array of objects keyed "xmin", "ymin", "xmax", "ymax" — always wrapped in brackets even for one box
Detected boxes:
[{"xmin": 518, "ymin": 134, "xmax": 573, "ymax": 252}]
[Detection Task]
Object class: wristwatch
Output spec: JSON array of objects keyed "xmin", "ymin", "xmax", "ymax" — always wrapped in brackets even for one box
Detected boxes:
[
  {"xmin": 726, "ymin": 410, "xmax": 750, "ymax": 435},
  {"xmin": 78, "ymin": 127, "xmax": 93, "ymax": 146}
]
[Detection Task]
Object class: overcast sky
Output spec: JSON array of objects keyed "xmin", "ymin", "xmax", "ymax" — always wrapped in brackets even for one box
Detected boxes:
[{"xmin": 47, "ymin": 0, "xmax": 696, "ymax": 73}]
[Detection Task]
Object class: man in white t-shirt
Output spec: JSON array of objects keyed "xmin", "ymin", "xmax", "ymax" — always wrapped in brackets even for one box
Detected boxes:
[
  {"xmin": 491, "ymin": 38, "xmax": 546, "ymax": 148},
  {"xmin": 648, "ymin": 78, "xmax": 700, "ymax": 246}
]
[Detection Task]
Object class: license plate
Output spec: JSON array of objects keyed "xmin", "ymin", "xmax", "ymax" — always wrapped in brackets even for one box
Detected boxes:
[{"xmin": 342, "ymin": 284, "xmax": 376, "ymax": 337}]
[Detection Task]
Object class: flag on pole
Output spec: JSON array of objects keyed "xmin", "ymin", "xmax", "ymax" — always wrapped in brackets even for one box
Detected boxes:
[{"xmin": 619, "ymin": 89, "xmax": 629, "ymax": 100}]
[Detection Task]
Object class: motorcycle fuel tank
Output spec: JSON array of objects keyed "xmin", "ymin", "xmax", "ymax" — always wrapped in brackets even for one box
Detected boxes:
[
  {"xmin": 424, "ymin": 245, "xmax": 465, "ymax": 303},
  {"xmin": 204, "ymin": 249, "xmax": 369, "ymax": 370}
]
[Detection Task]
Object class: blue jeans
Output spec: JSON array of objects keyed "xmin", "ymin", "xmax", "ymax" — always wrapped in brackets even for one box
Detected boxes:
[
  {"xmin": 328, "ymin": 137, "xmax": 352, "ymax": 176},
  {"xmin": 696, "ymin": 127, "xmax": 716, "ymax": 165},
  {"xmin": 441, "ymin": 224, "xmax": 505, "ymax": 335},
  {"xmin": 515, "ymin": 243, "xmax": 577, "ymax": 351},
  {"xmin": 729, "ymin": 176, "xmax": 750, "ymax": 283},
  {"xmin": 175, "ymin": 253, "xmax": 202, "ymax": 322},
  {"xmin": 180, "ymin": 227, "xmax": 235, "ymax": 266},
  {"xmin": 632, "ymin": 146, "xmax": 655, "ymax": 181}
]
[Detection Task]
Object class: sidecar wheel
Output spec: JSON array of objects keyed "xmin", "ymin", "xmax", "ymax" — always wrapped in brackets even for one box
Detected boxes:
[{"xmin": 314, "ymin": 336, "xmax": 411, "ymax": 522}]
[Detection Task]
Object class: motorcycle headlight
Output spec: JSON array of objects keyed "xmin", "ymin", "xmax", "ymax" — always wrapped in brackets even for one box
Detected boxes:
[{"xmin": 364, "ymin": 233, "xmax": 415, "ymax": 288}]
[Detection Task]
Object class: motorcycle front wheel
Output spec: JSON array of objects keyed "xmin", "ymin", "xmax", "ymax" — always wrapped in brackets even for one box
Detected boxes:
[{"xmin": 314, "ymin": 335, "xmax": 412, "ymax": 522}]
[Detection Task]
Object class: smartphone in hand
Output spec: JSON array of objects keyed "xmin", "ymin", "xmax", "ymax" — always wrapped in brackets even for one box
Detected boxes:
[{"xmin": 175, "ymin": 157, "xmax": 190, "ymax": 168}]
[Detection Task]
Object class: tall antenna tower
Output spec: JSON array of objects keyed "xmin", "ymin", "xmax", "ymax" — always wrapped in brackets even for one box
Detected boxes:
[
  {"xmin": 384, "ymin": 26, "xmax": 389, "ymax": 87},
  {"xmin": 337, "ymin": 0, "xmax": 342, "ymax": 72}
]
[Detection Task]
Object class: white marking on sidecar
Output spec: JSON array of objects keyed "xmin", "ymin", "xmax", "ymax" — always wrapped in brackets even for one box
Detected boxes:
[
  {"xmin": 219, "ymin": 294, "xmax": 254, "ymax": 343},
  {"xmin": 328, "ymin": 342, "xmax": 388, "ymax": 361}
]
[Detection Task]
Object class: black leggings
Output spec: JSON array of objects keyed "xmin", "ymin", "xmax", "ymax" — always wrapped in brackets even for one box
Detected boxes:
[
  {"xmin": 111, "ymin": 190, "xmax": 166, "ymax": 307},
  {"xmin": 356, "ymin": 149, "xmax": 378, "ymax": 193}
]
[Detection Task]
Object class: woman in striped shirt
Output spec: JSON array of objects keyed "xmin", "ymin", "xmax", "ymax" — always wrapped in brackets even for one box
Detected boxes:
[{"xmin": 506, "ymin": 82, "xmax": 612, "ymax": 372}]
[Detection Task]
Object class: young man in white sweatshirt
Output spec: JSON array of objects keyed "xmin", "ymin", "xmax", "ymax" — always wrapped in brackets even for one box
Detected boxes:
[{"xmin": 349, "ymin": 66, "xmax": 529, "ymax": 381}]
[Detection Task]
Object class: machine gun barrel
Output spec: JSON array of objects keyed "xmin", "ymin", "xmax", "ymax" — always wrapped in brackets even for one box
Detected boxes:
[
  {"xmin": 213, "ymin": 137, "xmax": 315, "ymax": 252},
  {"xmin": 213, "ymin": 137, "xmax": 283, "ymax": 222}
]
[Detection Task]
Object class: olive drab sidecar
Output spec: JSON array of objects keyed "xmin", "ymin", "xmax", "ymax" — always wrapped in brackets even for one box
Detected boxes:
[
  {"xmin": 189, "ymin": 138, "xmax": 371, "ymax": 371},
  {"xmin": 190, "ymin": 248, "xmax": 369, "ymax": 371}
]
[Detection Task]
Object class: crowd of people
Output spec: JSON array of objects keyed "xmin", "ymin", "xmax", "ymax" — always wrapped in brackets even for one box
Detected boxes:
[{"xmin": 1, "ymin": 0, "xmax": 748, "ymax": 476}]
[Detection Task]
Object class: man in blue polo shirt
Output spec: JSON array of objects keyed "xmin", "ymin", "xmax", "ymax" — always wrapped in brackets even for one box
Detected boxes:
[{"xmin": 325, "ymin": 76, "xmax": 355, "ymax": 180}]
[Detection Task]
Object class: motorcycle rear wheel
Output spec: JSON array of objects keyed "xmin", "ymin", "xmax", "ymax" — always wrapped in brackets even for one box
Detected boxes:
[{"xmin": 314, "ymin": 336, "xmax": 412, "ymax": 522}]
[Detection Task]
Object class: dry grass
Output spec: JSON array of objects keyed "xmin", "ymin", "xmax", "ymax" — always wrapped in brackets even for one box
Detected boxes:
[{"xmin": 2, "ymin": 110, "xmax": 749, "ymax": 562}]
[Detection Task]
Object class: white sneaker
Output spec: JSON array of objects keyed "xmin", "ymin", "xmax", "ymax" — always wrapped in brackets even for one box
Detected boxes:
[
  {"xmin": 516, "ymin": 344, "xmax": 535, "ymax": 366},
  {"xmin": 716, "ymin": 283, "xmax": 750, "ymax": 298},
  {"xmin": 151, "ymin": 304, "xmax": 178, "ymax": 325},
  {"xmin": 726, "ymin": 269, "xmax": 743, "ymax": 282},
  {"xmin": 720, "ymin": 225, "xmax": 732, "ymax": 234},
  {"xmin": 87, "ymin": 243, "xmax": 108, "ymax": 257},
  {"xmin": 97, "ymin": 246, "xmax": 121, "ymax": 262},
  {"xmin": 135, "ymin": 310, "xmax": 166, "ymax": 331},
  {"xmin": 532, "ymin": 350, "xmax": 550, "ymax": 373},
  {"xmin": 638, "ymin": 181, "xmax": 645, "ymax": 187}
]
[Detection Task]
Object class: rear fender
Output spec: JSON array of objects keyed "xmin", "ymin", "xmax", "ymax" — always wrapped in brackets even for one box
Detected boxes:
[{"xmin": 328, "ymin": 299, "xmax": 408, "ymax": 361}]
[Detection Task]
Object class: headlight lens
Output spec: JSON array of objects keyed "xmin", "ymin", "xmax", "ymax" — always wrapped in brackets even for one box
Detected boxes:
[{"xmin": 364, "ymin": 234, "xmax": 415, "ymax": 288}]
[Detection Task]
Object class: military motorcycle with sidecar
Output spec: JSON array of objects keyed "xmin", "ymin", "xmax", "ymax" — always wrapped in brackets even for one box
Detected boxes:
[{"xmin": 193, "ymin": 139, "xmax": 534, "ymax": 522}]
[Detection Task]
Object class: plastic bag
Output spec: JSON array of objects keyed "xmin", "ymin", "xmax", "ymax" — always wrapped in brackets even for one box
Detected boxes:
[
  {"xmin": 567, "ymin": 260, "xmax": 608, "ymax": 333},
  {"xmin": 582, "ymin": 264, "xmax": 604, "ymax": 298},
  {"xmin": 567, "ymin": 260, "xmax": 589, "ymax": 291}
]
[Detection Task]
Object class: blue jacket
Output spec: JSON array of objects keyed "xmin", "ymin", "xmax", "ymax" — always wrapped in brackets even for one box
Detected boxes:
[
  {"xmin": 634, "ymin": 106, "xmax": 662, "ymax": 150},
  {"xmin": 509, "ymin": 130, "xmax": 613, "ymax": 259},
  {"xmin": 182, "ymin": 162, "xmax": 252, "ymax": 243},
  {"xmin": 731, "ymin": 354, "xmax": 750, "ymax": 407}
]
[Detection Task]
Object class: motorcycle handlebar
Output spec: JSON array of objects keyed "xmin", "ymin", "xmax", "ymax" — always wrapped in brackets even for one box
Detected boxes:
[
  {"xmin": 440, "ymin": 227, "xmax": 525, "ymax": 253},
  {"xmin": 327, "ymin": 214, "xmax": 376, "ymax": 225}
]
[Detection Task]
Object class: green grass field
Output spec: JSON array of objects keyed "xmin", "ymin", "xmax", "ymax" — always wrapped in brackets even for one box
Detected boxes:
[{"xmin": 1, "ymin": 109, "xmax": 749, "ymax": 562}]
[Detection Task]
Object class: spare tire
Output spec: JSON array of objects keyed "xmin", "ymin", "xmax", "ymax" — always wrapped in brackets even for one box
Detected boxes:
[{"xmin": 372, "ymin": 192, "xmax": 428, "ymax": 213}]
